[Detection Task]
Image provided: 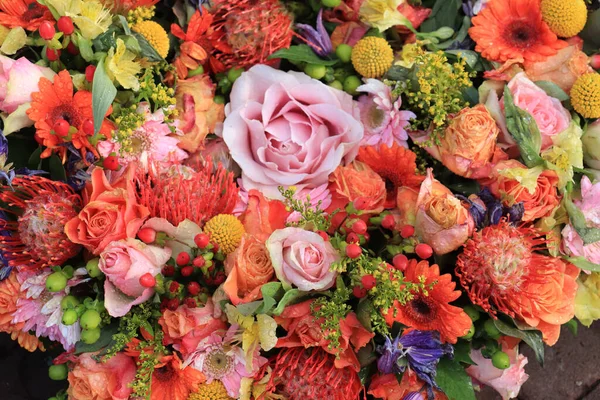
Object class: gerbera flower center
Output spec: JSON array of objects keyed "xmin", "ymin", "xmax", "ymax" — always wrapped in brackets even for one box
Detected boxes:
[
  {"xmin": 366, "ymin": 103, "xmax": 386, "ymax": 130},
  {"xmin": 505, "ymin": 21, "xmax": 536, "ymax": 48},
  {"xmin": 204, "ymin": 347, "xmax": 234, "ymax": 380},
  {"xmin": 50, "ymin": 103, "xmax": 82, "ymax": 127},
  {"xmin": 405, "ymin": 295, "xmax": 437, "ymax": 325}
]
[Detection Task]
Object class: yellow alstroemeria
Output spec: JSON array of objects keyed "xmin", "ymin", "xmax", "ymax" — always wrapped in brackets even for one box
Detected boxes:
[
  {"xmin": 359, "ymin": 0, "xmax": 410, "ymax": 32},
  {"xmin": 240, "ymin": 366, "xmax": 284, "ymax": 400},
  {"xmin": 542, "ymin": 121, "xmax": 584, "ymax": 189},
  {"xmin": 45, "ymin": 0, "xmax": 81, "ymax": 16},
  {"xmin": 575, "ymin": 272, "xmax": 600, "ymax": 327},
  {"xmin": 106, "ymin": 38, "xmax": 142, "ymax": 91},
  {"xmin": 69, "ymin": 0, "xmax": 111, "ymax": 40},
  {"xmin": 498, "ymin": 165, "xmax": 544, "ymax": 195}
]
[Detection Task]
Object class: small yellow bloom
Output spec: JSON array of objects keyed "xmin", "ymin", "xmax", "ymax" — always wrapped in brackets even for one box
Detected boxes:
[
  {"xmin": 106, "ymin": 38, "xmax": 142, "ymax": 91},
  {"xmin": 498, "ymin": 165, "xmax": 544, "ymax": 195},
  {"xmin": 69, "ymin": 0, "xmax": 111, "ymax": 40},
  {"xmin": 360, "ymin": 0, "xmax": 409, "ymax": 32},
  {"xmin": 575, "ymin": 272, "xmax": 600, "ymax": 327},
  {"xmin": 542, "ymin": 121, "xmax": 584, "ymax": 189},
  {"xmin": 45, "ymin": 0, "xmax": 80, "ymax": 16},
  {"xmin": 0, "ymin": 27, "xmax": 26, "ymax": 55}
]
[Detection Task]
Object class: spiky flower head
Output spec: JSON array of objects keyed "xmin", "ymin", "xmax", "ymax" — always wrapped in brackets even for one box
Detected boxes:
[
  {"xmin": 541, "ymin": 0, "xmax": 587, "ymax": 38},
  {"xmin": 570, "ymin": 73, "xmax": 600, "ymax": 118},
  {"xmin": 133, "ymin": 20, "xmax": 170, "ymax": 58},
  {"xmin": 203, "ymin": 214, "xmax": 245, "ymax": 255},
  {"xmin": 187, "ymin": 381, "xmax": 232, "ymax": 400},
  {"xmin": 0, "ymin": 176, "xmax": 82, "ymax": 271},
  {"xmin": 351, "ymin": 36, "xmax": 394, "ymax": 78}
]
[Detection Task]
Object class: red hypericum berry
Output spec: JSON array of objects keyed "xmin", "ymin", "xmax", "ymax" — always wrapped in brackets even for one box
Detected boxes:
[
  {"xmin": 361, "ymin": 274, "xmax": 376, "ymax": 290},
  {"xmin": 137, "ymin": 227, "xmax": 156, "ymax": 244},
  {"xmin": 194, "ymin": 233, "xmax": 210, "ymax": 249},
  {"xmin": 57, "ymin": 16, "xmax": 74, "ymax": 35},
  {"xmin": 381, "ymin": 214, "xmax": 396, "ymax": 230},
  {"xmin": 363, "ymin": 232, "xmax": 370, "ymax": 242},
  {"xmin": 317, "ymin": 230, "xmax": 329, "ymax": 241},
  {"xmin": 167, "ymin": 298, "xmax": 179, "ymax": 311},
  {"xmin": 181, "ymin": 265, "xmax": 194, "ymax": 277},
  {"xmin": 160, "ymin": 298, "xmax": 170, "ymax": 311},
  {"xmin": 139, "ymin": 273, "xmax": 156, "ymax": 288},
  {"xmin": 184, "ymin": 298, "xmax": 197, "ymax": 308},
  {"xmin": 415, "ymin": 243, "xmax": 433, "ymax": 259},
  {"xmin": 39, "ymin": 21, "xmax": 55, "ymax": 40},
  {"xmin": 345, "ymin": 243, "xmax": 362, "ymax": 259},
  {"xmin": 400, "ymin": 225, "xmax": 415, "ymax": 239},
  {"xmin": 192, "ymin": 256, "xmax": 205, "ymax": 268},
  {"xmin": 169, "ymin": 281, "xmax": 180, "ymax": 293},
  {"xmin": 353, "ymin": 285, "xmax": 367, "ymax": 298},
  {"xmin": 85, "ymin": 65, "xmax": 96, "ymax": 82},
  {"xmin": 346, "ymin": 232, "xmax": 359, "ymax": 244},
  {"xmin": 214, "ymin": 272, "xmax": 226, "ymax": 285},
  {"xmin": 53, "ymin": 119, "xmax": 70, "ymax": 137},
  {"xmin": 46, "ymin": 47, "xmax": 60, "ymax": 61},
  {"xmin": 176, "ymin": 251, "xmax": 190, "ymax": 266},
  {"xmin": 102, "ymin": 155, "xmax": 119, "ymax": 171},
  {"xmin": 66, "ymin": 41, "xmax": 79, "ymax": 55},
  {"xmin": 353, "ymin": 197, "xmax": 368, "ymax": 211},
  {"xmin": 211, "ymin": 242, "xmax": 220, "ymax": 253},
  {"xmin": 592, "ymin": 55, "xmax": 600, "ymax": 70},
  {"xmin": 352, "ymin": 220, "xmax": 367, "ymax": 235},
  {"xmin": 82, "ymin": 119, "xmax": 94, "ymax": 136},
  {"xmin": 162, "ymin": 265, "xmax": 175, "ymax": 277},
  {"xmin": 187, "ymin": 282, "xmax": 201, "ymax": 296},
  {"xmin": 392, "ymin": 254, "xmax": 409, "ymax": 271}
]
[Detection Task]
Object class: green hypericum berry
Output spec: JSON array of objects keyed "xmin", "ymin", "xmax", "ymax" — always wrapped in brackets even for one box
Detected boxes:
[
  {"xmin": 62, "ymin": 309, "xmax": 78, "ymax": 326},
  {"xmin": 335, "ymin": 44, "xmax": 352, "ymax": 63},
  {"xmin": 214, "ymin": 95, "xmax": 225, "ymax": 104},
  {"xmin": 322, "ymin": 0, "xmax": 341, "ymax": 7},
  {"xmin": 463, "ymin": 305, "xmax": 480, "ymax": 322},
  {"xmin": 484, "ymin": 319, "xmax": 501, "ymax": 339},
  {"xmin": 86, "ymin": 258, "xmax": 102, "ymax": 278},
  {"xmin": 304, "ymin": 64, "xmax": 327, "ymax": 80},
  {"xmin": 343, "ymin": 75, "xmax": 362, "ymax": 96},
  {"xmin": 462, "ymin": 324, "xmax": 475, "ymax": 340},
  {"xmin": 61, "ymin": 295, "xmax": 79, "ymax": 311},
  {"xmin": 227, "ymin": 67, "xmax": 243, "ymax": 83},
  {"xmin": 81, "ymin": 327, "xmax": 101, "ymax": 344},
  {"xmin": 48, "ymin": 364, "xmax": 68, "ymax": 381},
  {"xmin": 187, "ymin": 65, "xmax": 204, "ymax": 77},
  {"xmin": 329, "ymin": 80, "xmax": 343, "ymax": 90},
  {"xmin": 80, "ymin": 309, "xmax": 102, "ymax": 330},
  {"xmin": 492, "ymin": 351, "xmax": 511, "ymax": 369},
  {"xmin": 46, "ymin": 272, "xmax": 67, "ymax": 292}
]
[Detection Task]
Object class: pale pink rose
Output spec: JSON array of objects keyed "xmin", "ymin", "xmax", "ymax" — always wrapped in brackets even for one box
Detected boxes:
[
  {"xmin": 467, "ymin": 341, "xmax": 529, "ymax": 400},
  {"xmin": 505, "ymin": 72, "xmax": 570, "ymax": 150},
  {"xmin": 266, "ymin": 227, "xmax": 339, "ymax": 291},
  {"xmin": 0, "ymin": 55, "xmax": 55, "ymax": 113},
  {"xmin": 221, "ymin": 64, "xmax": 363, "ymax": 199},
  {"xmin": 561, "ymin": 176, "xmax": 600, "ymax": 265},
  {"xmin": 99, "ymin": 239, "xmax": 171, "ymax": 317}
]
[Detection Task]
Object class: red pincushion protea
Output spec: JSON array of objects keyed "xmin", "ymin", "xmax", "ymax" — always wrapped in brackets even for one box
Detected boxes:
[
  {"xmin": 0, "ymin": 176, "xmax": 82, "ymax": 271},
  {"xmin": 136, "ymin": 159, "xmax": 238, "ymax": 228},
  {"xmin": 265, "ymin": 347, "xmax": 363, "ymax": 400},
  {"xmin": 207, "ymin": 0, "xmax": 294, "ymax": 73}
]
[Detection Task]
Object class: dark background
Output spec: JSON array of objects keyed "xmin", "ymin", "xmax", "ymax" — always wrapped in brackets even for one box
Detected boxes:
[{"xmin": 0, "ymin": 324, "xmax": 599, "ymax": 400}]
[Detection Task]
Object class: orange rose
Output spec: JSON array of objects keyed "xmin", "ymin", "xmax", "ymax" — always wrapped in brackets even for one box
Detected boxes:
[
  {"xmin": 415, "ymin": 169, "xmax": 474, "ymax": 254},
  {"xmin": 175, "ymin": 74, "xmax": 225, "ymax": 153},
  {"xmin": 67, "ymin": 352, "xmax": 136, "ymax": 400},
  {"xmin": 483, "ymin": 160, "xmax": 561, "ymax": 222},
  {"xmin": 223, "ymin": 235, "xmax": 274, "ymax": 305},
  {"xmin": 65, "ymin": 167, "xmax": 149, "ymax": 254},
  {"xmin": 328, "ymin": 161, "xmax": 386, "ymax": 214}
]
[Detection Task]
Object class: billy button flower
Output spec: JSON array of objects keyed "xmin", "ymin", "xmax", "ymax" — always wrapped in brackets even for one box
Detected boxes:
[{"xmin": 351, "ymin": 36, "xmax": 394, "ymax": 78}]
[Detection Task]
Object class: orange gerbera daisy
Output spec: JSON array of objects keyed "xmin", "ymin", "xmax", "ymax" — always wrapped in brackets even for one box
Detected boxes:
[
  {"xmin": 150, "ymin": 354, "xmax": 205, "ymax": 400},
  {"xmin": 456, "ymin": 221, "xmax": 579, "ymax": 345},
  {"xmin": 384, "ymin": 259, "xmax": 472, "ymax": 344},
  {"xmin": 469, "ymin": 0, "xmax": 567, "ymax": 65},
  {"xmin": 0, "ymin": 0, "xmax": 53, "ymax": 31},
  {"xmin": 357, "ymin": 144, "xmax": 425, "ymax": 208},
  {"xmin": 27, "ymin": 70, "xmax": 113, "ymax": 162},
  {"xmin": 170, "ymin": 7, "xmax": 216, "ymax": 79}
]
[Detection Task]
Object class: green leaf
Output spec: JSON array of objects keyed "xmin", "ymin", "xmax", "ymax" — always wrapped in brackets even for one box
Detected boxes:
[
  {"xmin": 27, "ymin": 147, "xmax": 42, "ymax": 170},
  {"xmin": 453, "ymin": 340, "xmax": 476, "ymax": 365},
  {"xmin": 503, "ymin": 86, "xmax": 545, "ymax": 168},
  {"xmin": 534, "ymin": 81, "xmax": 569, "ymax": 102},
  {"xmin": 76, "ymin": 33, "xmax": 94, "ymax": 62},
  {"xmin": 272, "ymin": 289, "xmax": 308, "ymax": 316},
  {"xmin": 132, "ymin": 32, "xmax": 164, "ymax": 62},
  {"xmin": 74, "ymin": 323, "xmax": 119, "ymax": 355},
  {"xmin": 268, "ymin": 45, "xmax": 338, "ymax": 66},
  {"xmin": 356, "ymin": 298, "xmax": 374, "ymax": 332},
  {"xmin": 566, "ymin": 256, "xmax": 600, "ymax": 271},
  {"xmin": 436, "ymin": 357, "xmax": 476, "ymax": 400},
  {"xmin": 91, "ymin": 56, "xmax": 117, "ymax": 134},
  {"xmin": 358, "ymin": 363, "xmax": 376, "ymax": 386},
  {"xmin": 236, "ymin": 301, "xmax": 263, "ymax": 316},
  {"xmin": 93, "ymin": 26, "xmax": 118, "ymax": 53},
  {"xmin": 446, "ymin": 50, "xmax": 479, "ymax": 69},
  {"xmin": 565, "ymin": 319, "xmax": 578, "ymax": 336},
  {"xmin": 48, "ymin": 154, "xmax": 66, "ymax": 181},
  {"xmin": 493, "ymin": 318, "xmax": 544, "ymax": 366},
  {"xmin": 259, "ymin": 282, "xmax": 284, "ymax": 314},
  {"xmin": 385, "ymin": 65, "xmax": 413, "ymax": 81},
  {"xmin": 461, "ymin": 86, "xmax": 479, "ymax": 107},
  {"xmin": 118, "ymin": 15, "xmax": 131, "ymax": 35},
  {"xmin": 564, "ymin": 194, "xmax": 600, "ymax": 245},
  {"xmin": 421, "ymin": 0, "xmax": 462, "ymax": 32}
]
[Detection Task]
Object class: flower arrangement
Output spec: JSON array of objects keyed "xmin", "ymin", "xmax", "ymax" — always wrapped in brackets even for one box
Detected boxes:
[{"xmin": 0, "ymin": 0, "xmax": 599, "ymax": 399}]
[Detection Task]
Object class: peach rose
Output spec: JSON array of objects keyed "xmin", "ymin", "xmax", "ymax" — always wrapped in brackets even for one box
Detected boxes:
[
  {"xmin": 415, "ymin": 169, "xmax": 474, "ymax": 255},
  {"xmin": 328, "ymin": 160, "xmax": 386, "ymax": 214},
  {"xmin": 65, "ymin": 167, "xmax": 149, "ymax": 254},
  {"xmin": 67, "ymin": 352, "xmax": 136, "ymax": 400},
  {"xmin": 484, "ymin": 160, "xmax": 560, "ymax": 222}
]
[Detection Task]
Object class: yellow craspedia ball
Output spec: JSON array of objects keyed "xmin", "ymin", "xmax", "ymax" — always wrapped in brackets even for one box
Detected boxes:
[
  {"xmin": 187, "ymin": 381, "xmax": 233, "ymax": 400},
  {"xmin": 571, "ymin": 73, "xmax": 600, "ymax": 118},
  {"xmin": 133, "ymin": 20, "xmax": 170, "ymax": 58},
  {"xmin": 203, "ymin": 214, "xmax": 245, "ymax": 255},
  {"xmin": 541, "ymin": 0, "xmax": 588, "ymax": 38},
  {"xmin": 351, "ymin": 36, "xmax": 394, "ymax": 78}
]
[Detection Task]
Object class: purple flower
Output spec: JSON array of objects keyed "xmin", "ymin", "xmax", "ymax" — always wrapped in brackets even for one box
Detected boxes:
[
  {"xmin": 459, "ymin": 189, "xmax": 524, "ymax": 228},
  {"xmin": 296, "ymin": 10, "xmax": 332, "ymax": 57},
  {"xmin": 0, "ymin": 133, "xmax": 7, "ymax": 156}
]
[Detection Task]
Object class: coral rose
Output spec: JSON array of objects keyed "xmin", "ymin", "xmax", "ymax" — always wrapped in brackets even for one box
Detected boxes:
[
  {"xmin": 99, "ymin": 239, "xmax": 171, "ymax": 317},
  {"xmin": 484, "ymin": 160, "xmax": 560, "ymax": 222},
  {"xmin": 67, "ymin": 352, "xmax": 136, "ymax": 400},
  {"xmin": 415, "ymin": 169, "xmax": 474, "ymax": 255},
  {"xmin": 266, "ymin": 228, "xmax": 339, "ymax": 291},
  {"xmin": 222, "ymin": 64, "xmax": 363, "ymax": 199},
  {"xmin": 328, "ymin": 160, "xmax": 386, "ymax": 214},
  {"xmin": 65, "ymin": 167, "xmax": 149, "ymax": 254}
]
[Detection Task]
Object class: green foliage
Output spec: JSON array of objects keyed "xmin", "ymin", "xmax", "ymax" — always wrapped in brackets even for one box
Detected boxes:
[
  {"xmin": 436, "ymin": 357, "xmax": 476, "ymax": 400},
  {"xmin": 280, "ymin": 186, "xmax": 331, "ymax": 231},
  {"xmin": 269, "ymin": 44, "xmax": 338, "ymax": 66},
  {"xmin": 92, "ymin": 55, "xmax": 117, "ymax": 135},
  {"xmin": 493, "ymin": 318, "xmax": 545, "ymax": 366}
]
